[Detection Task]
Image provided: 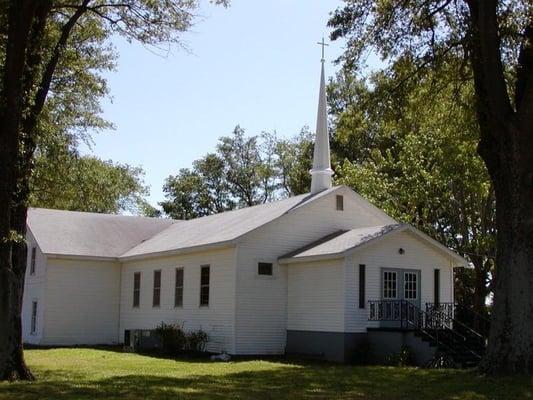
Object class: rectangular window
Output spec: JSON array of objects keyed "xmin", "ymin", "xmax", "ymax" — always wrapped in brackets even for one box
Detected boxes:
[
  {"xmin": 434, "ymin": 269, "xmax": 440, "ymax": 304},
  {"xmin": 133, "ymin": 272, "xmax": 141, "ymax": 308},
  {"xmin": 258, "ymin": 262, "xmax": 273, "ymax": 276},
  {"xmin": 336, "ymin": 195, "xmax": 344, "ymax": 211},
  {"xmin": 30, "ymin": 247, "xmax": 36, "ymax": 275},
  {"xmin": 175, "ymin": 268, "xmax": 184, "ymax": 307},
  {"xmin": 153, "ymin": 270, "xmax": 161, "ymax": 307},
  {"xmin": 200, "ymin": 265, "xmax": 210, "ymax": 306},
  {"xmin": 31, "ymin": 301, "xmax": 37, "ymax": 334},
  {"xmin": 404, "ymin": 272, "xmax": 418, "ymax": 300},
  {"xmin": 359, "ymin": 264, "xmax": 366, "ymax": 308},
  {"xmin": 383, "ymin": 271, "xmax": 397, "ymax": 299}
]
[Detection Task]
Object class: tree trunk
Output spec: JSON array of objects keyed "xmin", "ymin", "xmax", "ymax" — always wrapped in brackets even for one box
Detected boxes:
[
  {"xmin": 0, "ymin": 218, "xmax": 33, "ymax": 380},
  {"xmin": 465, "ymin": 0, "xmax": 533, "ymax": 374},
  {"xmin": 480, "ymin": 127, "xmax": 533, "ymax": 373},
  {"xmin": 470, "ymin": 256, "xmax": 488, "ymax": 330},
  {"xmin": 0, "ymin": 0, "xmax": 38, "ymax": 381}
]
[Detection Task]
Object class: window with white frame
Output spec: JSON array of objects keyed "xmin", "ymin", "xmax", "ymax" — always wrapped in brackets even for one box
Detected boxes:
[
  {"xmin": 404, "ymin": 272, "xmax": 418, "ymax": 300},
  {"xmin": 31, "ymin": 301, "xmax": 38, "ymax": 334},
  {"xmin": 383, "ymin": 271, "xmax": 397, "ymax": 299}
]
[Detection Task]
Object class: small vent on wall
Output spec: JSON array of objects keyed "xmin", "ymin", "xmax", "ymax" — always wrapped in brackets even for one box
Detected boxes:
[{"xmin": 336, "ymin": 195, "xmax": 344, "ymax": 211}]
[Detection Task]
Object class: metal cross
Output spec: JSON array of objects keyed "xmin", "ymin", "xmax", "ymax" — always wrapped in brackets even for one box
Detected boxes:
[{"xmin": 317, "ymin": 37, "xmax": 329, "ymax": 61}]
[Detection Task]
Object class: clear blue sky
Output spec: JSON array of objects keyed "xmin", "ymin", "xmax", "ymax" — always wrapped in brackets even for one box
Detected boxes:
[{"xmin": 81, "ymin": 0, "xmax": 347, "ymax": 207}]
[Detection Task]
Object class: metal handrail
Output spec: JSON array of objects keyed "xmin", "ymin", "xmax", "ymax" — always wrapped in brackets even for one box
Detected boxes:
[
  {"xmin": 426, "ymin": 303, "xmax": 487, "ymax": 341},
  {"xmin": 368, "ymin": 300, "xmax": 483, "ymax": 361}
]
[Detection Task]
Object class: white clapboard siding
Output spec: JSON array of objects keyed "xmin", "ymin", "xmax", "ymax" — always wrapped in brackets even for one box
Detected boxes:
[
  {"xmin": 42, "ymin": 258, "xmax": 121, "ymax": 345},
  {"xmin": 344, "ymin": 230, "xmax": 455, "ymax": 332},
  {"xmin": 22, "ymin": 230, "xmax": 47, "ymax": 344},
  {"xmin": 234, "ymin": 187, "xmax": 393, "ymax": 354},
  {"xmin": 119, "ymin": 246, "xmax": 236, "ymax": 354},
  {"xmin": 287, "ymin": 259, "xmax": 345, "ymax": 332}
]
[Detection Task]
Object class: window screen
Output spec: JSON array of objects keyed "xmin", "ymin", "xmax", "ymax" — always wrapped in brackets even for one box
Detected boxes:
[
  {"xmin": 200, "ymin": 265, "xmax": 210, "ymax": 306},
  {"xmin": 133, "ymin": 272, "xmax": 141, "ymax": 308},
  {"xmin": 434, "ymin": 269, "xmax": 440, "ymax": 304},
  {"xmin": 336, "ymin": 195, "xmax": 344, "ymax": 211},
  {"xmin": 175, "ymin": 268, "xmax": 184, "ymax": 307},
  {"xmin": 359, "ymin": 264, "xmax": 366, "ymax": 308},
  {"xmin": 153, "ymin": 270, "xmax": 161, "ymax": 307},
  {"xmin": 31, "ymin": 301, "xmax": 37, "ymax": 334},
  {"xmin": 30, "ymin": 247, "xmax": 36, "ymax": 275}
]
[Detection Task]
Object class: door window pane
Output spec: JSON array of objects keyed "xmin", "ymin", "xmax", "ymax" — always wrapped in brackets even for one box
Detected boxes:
[
  {"xmin": 404, "ymin": 272, "xmax": 418, "ymax": 300},
  {"xmin": 383, "ymin": 271, "xmax": 397, "ymax": 299}
]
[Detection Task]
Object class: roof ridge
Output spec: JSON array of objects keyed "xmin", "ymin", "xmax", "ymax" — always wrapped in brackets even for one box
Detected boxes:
[{"xmin": 28, "ymin": 207, "xmax": 179, "ymax": 222}]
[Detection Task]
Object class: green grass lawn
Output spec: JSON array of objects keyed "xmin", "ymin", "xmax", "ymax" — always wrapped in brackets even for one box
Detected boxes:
[{"xmin": 0, "ymin": 348, "xmax": 532, "ymax": 400}]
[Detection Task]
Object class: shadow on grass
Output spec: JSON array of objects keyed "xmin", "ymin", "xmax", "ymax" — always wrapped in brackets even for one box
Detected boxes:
[{"xmin": 3, "ymin": 364, "xmax": 533, "ymax": 400}]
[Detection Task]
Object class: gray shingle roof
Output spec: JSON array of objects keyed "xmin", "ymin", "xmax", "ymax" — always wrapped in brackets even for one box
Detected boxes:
[
  {"xmin": 279, "ymin": 224, "xmax": 402, "ymax": 261},
  {"xmin": 121, "ymin": 187, "xmax": 339, "ymax": 259},
  {"xmin": 28, "ymin": 208, "xmax": 176, "ymax": 258},
  {"xmin": 27, "ymin": 187, "xmax": 340, "ymax": 260}
]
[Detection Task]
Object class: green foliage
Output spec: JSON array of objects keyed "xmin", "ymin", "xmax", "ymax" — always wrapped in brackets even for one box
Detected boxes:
[
  {"xmin": 154, "ymin": 322, "xmax": 187, "ymax": 355},
  {"xmin": 154, "ymin": 323, "xmax": 209, "ymax": 355},
  {"xmin": 386, "ymin": 346, "xmax": 416, "ymax": 367},
  {"xmin": 1, "ymin": 2, "xmax": 155, "ymax": 216},
  {"xmin": 161, "ymin": 126, "xmax": 313, "ymax": 219},
  {"xmin": 273, "ymin": 127, "xmax": 314, "ymax": 196},
  {"xmin": 185, "ymin": 330, "xmax": 209, "ymax": 353},
  {"xmin": 30, "ymin": 150, "xmax": 152, "ymax": 215},
  {"xmin": 328, "ymin": 56, "xmax": 495, "ymax": 313}
]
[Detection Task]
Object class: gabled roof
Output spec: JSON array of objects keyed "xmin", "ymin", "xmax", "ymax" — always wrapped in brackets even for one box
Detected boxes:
[
  {"xmin": 278, "ymin": 224, "xmax": 468, "ymax": 267},
  {"xmin": 120, "ymin": 187, "xmax": 340, "ymax": 260},
  {"xmin": 27, "ymin": 208, "xmax": 176, "ymax": 259}
]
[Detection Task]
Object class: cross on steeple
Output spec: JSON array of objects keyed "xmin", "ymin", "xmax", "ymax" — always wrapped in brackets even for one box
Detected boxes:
[{"xmin": 317, "ymin": 37, "xmax": 328, "ymax": 62}]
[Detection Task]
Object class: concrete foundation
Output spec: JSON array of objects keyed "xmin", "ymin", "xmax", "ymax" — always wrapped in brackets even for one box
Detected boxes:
[{"xmin": 286, "ymin": 329, "xmax": 436, "ymax": 364}]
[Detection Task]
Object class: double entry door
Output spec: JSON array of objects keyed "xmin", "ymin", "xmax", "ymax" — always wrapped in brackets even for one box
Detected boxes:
[
  {"xmin": 382, "ymin": 268, "xmax": 421, "ymax": 308},
  {"xmin": 380, "ymin": 268, "xmax": 421, "ymax": 328}
]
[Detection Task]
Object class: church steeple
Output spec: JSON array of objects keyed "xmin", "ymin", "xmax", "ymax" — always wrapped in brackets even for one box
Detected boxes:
[{"xmin": 310, "ymin": 38, "xmax": 333, "ymax": 194}]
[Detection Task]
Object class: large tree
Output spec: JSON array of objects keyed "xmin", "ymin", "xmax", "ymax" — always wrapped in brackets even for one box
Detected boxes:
[
  {"xmin": 329, "ymin": 0, "xmax": 532, "ymax": 373},
  {"xmin": 329, "ymin": 61, "xmax": 495, "ymax": 322},
  {"xmin": 161, "ymin": 126, "xmax": 298, "ymax": 219},
  {"xmin": 0, "ymin": 0, "xmax": 227, "ymax": 380},
  {"xmin": 31, "ymin": 152, "xmax": 153, "ymax": 215}
]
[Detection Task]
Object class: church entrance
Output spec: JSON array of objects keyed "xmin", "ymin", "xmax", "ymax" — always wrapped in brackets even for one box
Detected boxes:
[{"xmin": 376, "ymin": 268, "xmax": 421, "ymax": 328}]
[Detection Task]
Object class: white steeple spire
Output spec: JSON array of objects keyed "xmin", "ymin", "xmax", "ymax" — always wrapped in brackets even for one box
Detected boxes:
[{"xmin": 310, "ymin": 38, "xmax": 333, "ymax": 194}]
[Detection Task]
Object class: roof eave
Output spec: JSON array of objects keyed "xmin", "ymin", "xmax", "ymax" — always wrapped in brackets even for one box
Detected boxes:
[
  {"xmin": 119, "ymin": 240, "xmax": 237, "ymax": 262},
  {"xmin": 46, "ymin": 253, "xmax": 119, "ymax": 262},
  {"xmin": 278, "ymin": 252, "xmax": 345, "ymax": 264}
]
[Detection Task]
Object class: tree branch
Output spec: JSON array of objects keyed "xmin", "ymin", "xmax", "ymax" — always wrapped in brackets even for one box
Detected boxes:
[
  {"xmin": 465, "ymin": 0, "xmax": 514, "ymax": 128},
  {"xmin": 21, "ymin": 0, "xmax": 91, "ymax": 147},
  {"xmin": 515, "ymin": 22, "xmax": 533, "ymax": 129}
]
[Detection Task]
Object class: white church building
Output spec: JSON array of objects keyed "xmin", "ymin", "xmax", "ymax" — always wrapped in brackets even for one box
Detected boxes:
[{"xmin": 22, "ymin": 59, "xmax": 467, "ymax": 363}]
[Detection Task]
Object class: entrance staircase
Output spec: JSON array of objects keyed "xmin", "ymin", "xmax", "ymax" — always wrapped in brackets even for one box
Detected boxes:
[{"xmin": 368, "ymin": 300, "xmax": 489, "ymax": 368}]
